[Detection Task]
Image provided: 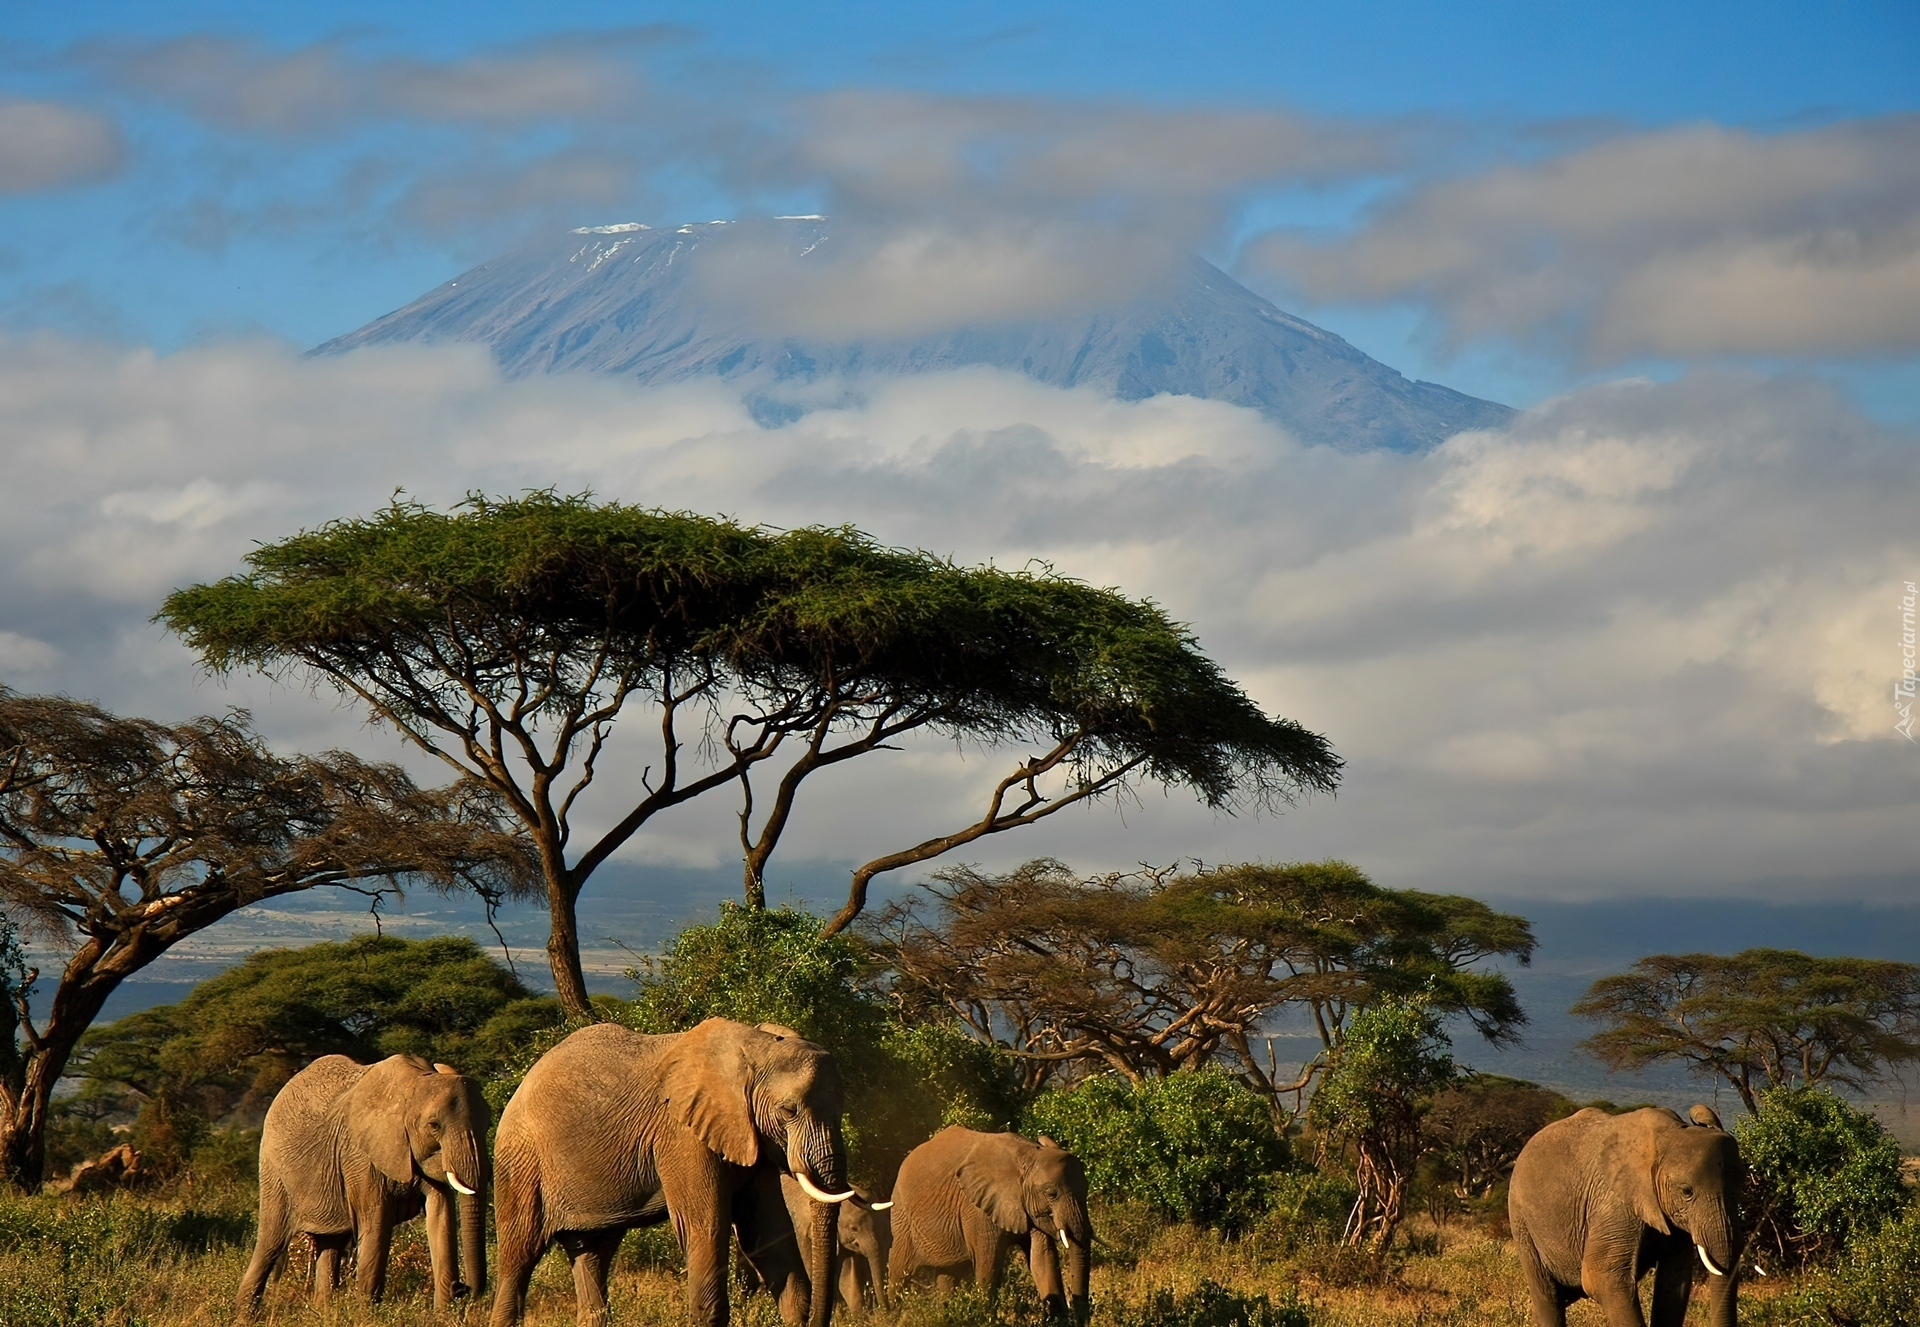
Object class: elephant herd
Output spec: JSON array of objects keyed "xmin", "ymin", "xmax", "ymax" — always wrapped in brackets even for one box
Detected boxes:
[
  {"xmin": 236, "ymin": 1017, "xmax": 1093, "ymax": 1327},
  {"xmin": 236, "ymin": 1013, "xmax": 1747, "ymax": 1327}
]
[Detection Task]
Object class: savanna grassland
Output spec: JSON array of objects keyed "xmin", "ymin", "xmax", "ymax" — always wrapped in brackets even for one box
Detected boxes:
[{"xmin": 0, "ymin": 1178, "xmax": 1809, "ymax": 1327}]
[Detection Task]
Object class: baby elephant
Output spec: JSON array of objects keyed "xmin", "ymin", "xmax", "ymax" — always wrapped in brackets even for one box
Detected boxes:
[
  {"xmin": 237, "ymin": 1054, "xmax": 490, "ymax": 1316},
  {"xmin": 890, "ymin": 1128, "xmax": 1091, "ymax": 1320},
  {"xmin": 1510, "ymin": 1103, "xmax": 1743, "ymax": 1327},
  {"xmin": 740, "ymin": 1174, "xmax": 894, "ymax": 1316}
]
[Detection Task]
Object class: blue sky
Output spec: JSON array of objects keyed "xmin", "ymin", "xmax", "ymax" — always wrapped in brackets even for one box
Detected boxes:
[
  {"xmin": 1, "ymin": 2, "xmax": 1917, "ymax": 919},
  {"xmin": 3, "ymin": 1, "xmax": 1917, "ymax": 412}
]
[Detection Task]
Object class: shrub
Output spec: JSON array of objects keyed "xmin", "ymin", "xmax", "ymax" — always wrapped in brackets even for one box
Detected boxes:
[
  {"xmin": 1112, "ymin": 1280, "xmax": 1312, "ymax": 1327},
  {"xmin": 1734, "ymin": 1086, "xmax": 1909, "ymax": 1265},
  {"xmin": 1776, "ymin": 1201, "xmax": 1920, "ymax": 1327},
  {"xmin": 1025, "ymin": 1069, "xmax": 1294, "ymax": 1233},
  {"xmin": 1257, "ymin": 1168, "xmax": 1360, "ymax": 1251}
]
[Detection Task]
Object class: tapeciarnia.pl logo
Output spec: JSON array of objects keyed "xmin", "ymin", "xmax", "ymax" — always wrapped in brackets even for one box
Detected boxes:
[{"xmin": 1898, "ymin": 580, "xmax": 1917, "ymax": 742}]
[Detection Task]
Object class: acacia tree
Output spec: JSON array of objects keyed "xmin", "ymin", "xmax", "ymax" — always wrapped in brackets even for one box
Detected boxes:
[
  {"xmin": 872, "ymin": 858, "xmax": 1532, "ymax": 1107},
  {"xmin": 1573, "ymin": 948, "xmax": 1920, "ymax": 1113},
  {"xmin": 0, "ymin": 691, "xmax": 530, "ymax": 1189},
  {"xmin": 162, "ymin": 495, "xmax": 1340, "ymax": 1014}
]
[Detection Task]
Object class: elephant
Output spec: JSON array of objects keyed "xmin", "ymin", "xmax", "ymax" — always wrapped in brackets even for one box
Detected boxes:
[
  {"xmin": 737, "ymin": 1172, "xmax": 894, "ymax": 1315},
  {"xmin": 490, "ymin": 1017, "xmax": 857, "ymax": 1327},
  {"xmin": 888, "ymin": 1127, "xmax": 1091, "ymax": 1320},
  {"xmin": 1509, "ymin": 1103, "xmax": 1744, "ymax": 1327},
  {"xmin": 236, "ymin": 1054, "xmax": 489, "ymax": 1316}
]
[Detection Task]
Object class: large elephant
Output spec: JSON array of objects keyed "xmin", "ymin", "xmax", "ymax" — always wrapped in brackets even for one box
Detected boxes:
[
  {"xmin": 490, "ymin": 1017, "xmax": 857, "ymax": 1327},
  {"xmin": 1509, "ymin": 1104, "xmax": 1744, "ymax": 1327},
  {"xmin": 889, "ymin": 1128, "xmax": 1091, "ymax": 1320},
  {"xmin": 236, "ymin": 1054, "xmax": 489, "ymax": 1316}
]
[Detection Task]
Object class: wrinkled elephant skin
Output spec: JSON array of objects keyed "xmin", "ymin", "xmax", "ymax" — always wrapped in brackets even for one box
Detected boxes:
[
  {"xmin": 491, "ymin": 1018, "xmax": 851, "ymax": 1327},
  {"xmin": 890, "ymin": 1128, "xmax": 1091, "ymax": 1321},
  {"xmin": 1510, "ymin": 1104, "xmax": 1744, "ymax": 1327},
  {"xmin": 237, "ymin": 1054, "xmax": 490, "ymax": 1316}
]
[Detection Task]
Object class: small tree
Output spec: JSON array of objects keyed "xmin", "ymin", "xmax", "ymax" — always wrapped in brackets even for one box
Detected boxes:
[
  {"xmin": 1573, "ymin": 949, "xmax": 1920, "ymax": 1113},
  {"xmin": 1026, "ymin": 1069, "xmax": 1296, "ymax": 1233},
  {"xmin": 873, "ymin": 859, "xmax": 1530, "ymax": 1107},
  {"xmin": 1420, "ymin": 1075, "xmax": 1571, "ymax": 1203},
  {"xmin": 0, "ymin": 690, "xmax": 532, "ymax": 1189},
  {"xmin": 1308, "ymin": 991, "xmax": 1456, "ymax": 1250},
  {"xmin": 161, "ymin": 495, "xmax": 1341, "ymax": 1015},
  {"xmin": 1734, "ymin": 1087, "xmax": 1909, "ymax": 1267}
]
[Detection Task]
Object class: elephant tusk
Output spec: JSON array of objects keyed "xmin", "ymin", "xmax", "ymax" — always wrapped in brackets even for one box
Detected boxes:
[
  {"xmin": 868, "ymin": 1200, "xmax": 893, "ymax": 1211},
  {"xmin": 446, "ymin": 1170, "xmax": 477, "ymax": 1197},
  {"xmin": 1696, "ymin": 1245, "xmax": 1728, "ymax": 1278},
  {"xmin": 793, "ymin": 1171, "xmax": 857, "ymax": 1204},
  {"xmin": 1059, "ymin": 1230, "xmax": 1070, "ymax": 1247}
]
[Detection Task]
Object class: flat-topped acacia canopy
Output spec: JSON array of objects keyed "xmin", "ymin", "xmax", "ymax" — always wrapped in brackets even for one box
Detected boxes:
[{"xmin": 161, "ymin": 493, "xmax": 1340, "ymax": 1013}]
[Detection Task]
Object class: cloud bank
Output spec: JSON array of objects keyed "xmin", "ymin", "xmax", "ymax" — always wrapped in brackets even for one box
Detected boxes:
[
  {"xmin": 0, "ymin": 335, "xmax": 1911, "ymax": 902},
  {"xmin": 1251, "ymin": 116, "xmax": 1920, "ymax": 361},
  {"xmin": 0, "ymin": 98, "xmax": 125, "ymax": 194}
]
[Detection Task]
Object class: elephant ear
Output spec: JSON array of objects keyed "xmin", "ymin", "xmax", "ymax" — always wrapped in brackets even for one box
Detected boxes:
[
  {"xmin": 346, "ymin": 1056, "xmax": 428, "ymax": 1187},
  {"xmin": 659, "ymin": 1019, "xmax": 760, "ymax": 1168},
  {"xmin": 954, "ymin": 1136, "xmax": 1033, "ymax": 1235},
  {"xmin": 1689, "ymin": 1104, "xmax": 1726, "ymax": 1131},
  {"xmin": 1633, "ymin": 1123, "xmax": 1674, "ymax": 1236}
]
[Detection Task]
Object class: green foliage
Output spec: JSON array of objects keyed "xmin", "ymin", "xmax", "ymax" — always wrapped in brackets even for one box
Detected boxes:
[
  {"xmin": 1111, "ymin": 1280, "xmax": 1313, "ymax": 1327},
  {"xmin": 1025, "ymin": 1070, "xmax": 1295, "ymax": 1232},
  {"xmin": 1310, "ymin": 992, "xmax": 1456, "ymax": 1248},
  {"xmin": 1735, "ymin": 1086, "xmax": 1909, "ymax": 1265},
  {"xmin": 1310, "ymin": 995, "xmax": 1456, "ymax": 1145},
  {"xmin": 611, "ymin": 902, "xmax": 1016, "ymax": 1183},
  {"xmin": 69, "ymin": 935, "xmax": 562, "ymax": 1134},
  {"xmin": 1256, "ymin": 1168, "xmax": 1361, "ymax": 1250},
  {"xmin": 1778, "ymin": 1201, "xmax": 1920, "ymax": 1327},
  {"xmin": 1574, "ymin": 948, "xmax": 1920, "ymax": 1112},
  {"xmin": 627, "ymin": 902, "xmax": 888, "ymax": 1050}
]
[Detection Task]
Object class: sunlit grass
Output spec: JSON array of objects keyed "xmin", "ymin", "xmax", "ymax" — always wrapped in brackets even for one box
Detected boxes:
[{"xmin": 0, "ymin": 1185, "xmax": 1820, "ymax": 1327}]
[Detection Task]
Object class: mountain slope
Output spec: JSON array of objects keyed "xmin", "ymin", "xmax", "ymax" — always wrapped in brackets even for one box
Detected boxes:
[{"xmin": 317, "ymin": 217, "xmax": 1512, "ymax": 451}]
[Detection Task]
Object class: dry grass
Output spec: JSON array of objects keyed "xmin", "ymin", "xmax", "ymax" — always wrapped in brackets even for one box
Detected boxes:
[{"xmin": 0, "ymin": 1186, "xmax": 1809, "ymax": 1327}]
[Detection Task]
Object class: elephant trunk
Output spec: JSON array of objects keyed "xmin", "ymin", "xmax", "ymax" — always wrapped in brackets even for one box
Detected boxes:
[
  {"xmin": 1059, "ymin": 1201, "xmax": 1091, "ymax": 1319},
  {"xmin": 1694, "ymin": 1208, "xmax": 1739, "ymax": 1327},
  {"xmin": 790, "ymin": 1120, "xmax": 850, "ymax": 1197},
  {"xmin": 448, "ymin": 1131, "xmax": 488, "ymax": 1297},
  {"xmin": 807, "ymin": 1190, "xmax": 837, "ymax": 1327}
]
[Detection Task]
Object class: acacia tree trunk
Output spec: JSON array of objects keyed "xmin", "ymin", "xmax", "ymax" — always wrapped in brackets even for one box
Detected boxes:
[
  {"xmin": 2, "ymin": 940, "xmax": 124, "ymax": 1191},
  {"xmin": 544, "ymin": 879, "xmax": 593, "ymax": 1019}
]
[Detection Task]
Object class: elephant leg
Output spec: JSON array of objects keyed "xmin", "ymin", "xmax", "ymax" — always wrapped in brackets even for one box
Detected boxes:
[
  {"xmin": 1648, "ymin": 1253, "xmax": 1693, "ymax": 1327},
  {"xmin": 425, "ymin": 1184, "xmax": 462, "ymax": 1309},
  {"xmin": 236, "ymin": 1180, "xmax": 290, "ymax": 1315},
  {"xmin": 354, "ymin": 1202, "xmax": 396, "ymax": 1303},
  {"xmin": 559, "ymin": 1229, "xmax": 626, "ymax": 1327},
  {"xmin": 491, "ymin": 1169, "xmax": 545, "ymax": 1327},
  {"xmin": 837, "ymin": 1253, "xmax": 866, "ymax": 1312},
  {"xmin": 1583, "ymin": 1260, "xmax": 1649, "ymax": 1327},
  {"xmin": 972, "ymin": 1230, "xmax": 1012, "ymax": 1313},
  {"xmin": 313, "ymin": 1234, "xmax": 350, "ymax": 1299},
  {"xmin": 935, "ymin": 1273, "xmax": 961, "ymax": 1295},
  {"xmin": 682, "ymin": 1215, "xmax": 735, "ymax": 1327},
  {"xmin": 1510, "ymin": 1226, "xmax": 1569, "ymax": 1327}
]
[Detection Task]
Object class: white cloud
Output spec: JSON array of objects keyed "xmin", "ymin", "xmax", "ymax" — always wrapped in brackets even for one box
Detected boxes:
[
  {"xmin": 0, "ymin": 98, "xmax": 125, "ymax": 195},
  {"xmin": 1250, "ymin": 116, "xmax": 1920, "ymax": 361},
  {"xmin": 0, "ymin": 335, "xmax": 1911, "ymax": 902}
]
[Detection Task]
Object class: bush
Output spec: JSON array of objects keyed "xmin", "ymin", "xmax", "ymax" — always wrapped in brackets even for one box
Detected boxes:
[
  {"xmin": 1112, "ymin": 1280, "xmax": 1312, "ymax": 1327},
  {"xmin": 1776, "ymin": 1202, "xmax": 1920, "ymax": 1327},
  {"xmin": 1257, "ymin": 1168, "xmax": 1359, "ymax": 1251},
  {"xmin": 1025, "ymin": 1070, "xmax": 1295, "ymax": 1233},
  {"xmin": 1735, "ymin": 1087, "xmax": 1909, "ymax": 1265}
]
